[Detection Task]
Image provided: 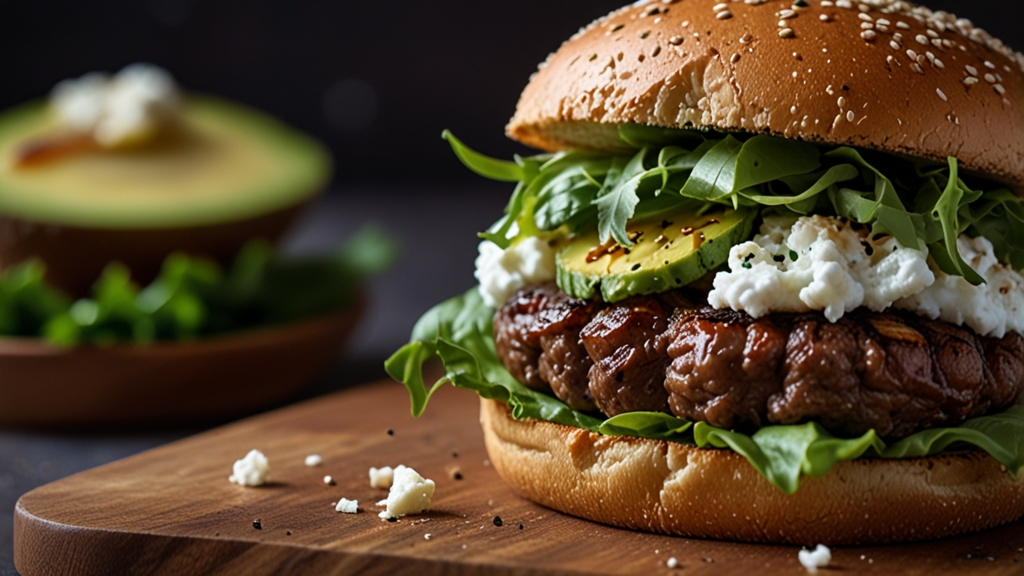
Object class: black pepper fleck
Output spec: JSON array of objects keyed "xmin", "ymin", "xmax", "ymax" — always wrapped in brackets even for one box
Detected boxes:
[
  {"xmin": 387, "ymin": 516, "xmax": 398, "ymax": 523},
  {"xmin": 454, "ymin": 472, "xmax": 464, "ymax": 480},
  {"xmin": 286, "ymin": 531, "xmax": 292, "ymax": 536},
  {"xmin": 387, "ymin": 429, "xmax": 394, "ymax": 436},
  {"xmin": 773, "ymin": 255, "xmax": 786, "ymax": 262},
  {"xmin": 253, "ymin": 519, "xmax": 262, "ymax": 530},
  {"xmin": 519, "ymin": 523, "xmax": 524, "ymax": 530},
  {"xmin": 452, "ymin": 450, "xmax": 459, "ymax": 458},
  {"xmin": 632, "ymin": 264, "xmax": 642, "ymax": 271},
  {"xmin": 493, "ymin": 516, "xmax": 504, "ymax": 527}
]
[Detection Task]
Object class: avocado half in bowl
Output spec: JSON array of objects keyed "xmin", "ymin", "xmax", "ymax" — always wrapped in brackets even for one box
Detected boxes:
[{"xmin": 0, "ymin": 95, "xmax": 331, "ymax": 295}]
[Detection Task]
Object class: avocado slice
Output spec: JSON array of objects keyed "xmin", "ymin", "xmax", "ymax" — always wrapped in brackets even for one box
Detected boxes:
[
  {"xmin": 0, "ymin": 96, "xmax": 331, "ymax": 295},
  {"xmin": 0, "ymin": 96, "xmax": 330, "ymax": 229},
  {"xmin": 557, "ymin": 207, "xmax": 754, "ymax": 302}
]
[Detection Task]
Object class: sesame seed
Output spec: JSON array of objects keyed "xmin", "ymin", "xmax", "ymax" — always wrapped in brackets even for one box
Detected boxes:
[
  {"xmin": 739, "ymin": 33, "xmax": 753, "ymax": 44},
  {"xmin": 936, "ymin": 88, "xmax": 947, "ymax": 101},
  {"xmin": 985, "ymin": 61, "xmax": 996, "ymax": 69},
  {"xmin": 668, "ymin": 36, "xmax": 683, "ymax": 45},
  {"xmin": 893, "ymin": 33, "xmax": 903, "ymax": 42},
  {"xmin": 860, "ymin": 22, "xmax": 873, "ymax": 30},
  {"xmin": 906, "ymin": 49, "xmax": 918, "ymax": 60},
  {"xmin": 995, "ymin": 84, "xmax": 1007, "ymax": 94},
  {"xmin": 915, "ymin": 35, "xmax": 929, "ymax": 45},
  {"xmin": 985, "ymin": 73, "xmax": 997, "ymax": 83},
  {"xmin": 857, "ymin": 12, "xmax": 872, "ymax": 21},
  {"xmin": 790, "ymin": 105, "xmax": 798, "ymax": 114},
  {"xmin": 966, "ymin": 65, "xmax": 978, "ymax": 76},
  {"xmin": 716, "ymin": 10, "xmax": 733, "ymax": 19},
  {"xmin": 713, "ymin": 2, "xmax": 730, "ymax": 11},
  {"xmin": 820, "ymin": 14, "xmax": 830, "ymax": 21},
  {"xmin": 889, "ymin": 40, "xmax": 901, "ymax": 50},
  {"xmin": 731, "ymin": 53, "xmax": 741, "ymax": 63},
  {"xmin": 912, "ymin": 63, "xmax": 925, "ymax": 74},
  {"xmin": 836, "ymin": 0, "xmax": 852, "ymax": 8},
  {"xmin": 876, "ymin": 18, "xmax": 890, "ymax": 26},
  {"xmin": 858, "ymin": 4, "xmax": 870, "ymax": 12},
  {"xmin": 934, "ymin": 58, "xmax": 945, "ymax": 69},
  {"xmin": 838, "ymin": 96, "xmax": 847, "ymax": 107},
  {"xmin": 847, "ymin": 110, "xmax": 856, "ymax": 122},
  {"xmin": 896, "ymin": 21, "xmax": 910, "ymax": 29},
  {"xmin": 963, "ymin": 77, "xmax": 979, "ymax": 85},
  {"xmin": 779, "ymin": 28, "xmax": 795, "ymax": 38},
  {"xmin": 861, "ymin": 30, "xmax": 877, "ymax": 40},
  {"xmin": 821, "ymin": 0, "xmax": 834, "ymax": 5},
  {"xmin": 887, "ymin": 55, "xmax": 896, "ymax": 65},
  {"xmin": 779, "ymin": 20, "xmax": 788, "ymax": 27},
  {"xmin": 779, "ymin": 9, "xmax": 797, "ymax": 18},
  {"xmin": 927, "ymin": 30, "xmax": 939, "ymax": 38}
]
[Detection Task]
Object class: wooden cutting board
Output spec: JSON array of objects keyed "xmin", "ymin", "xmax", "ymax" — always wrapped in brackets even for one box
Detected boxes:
[{"xmin": 14, "ymin": 380, "xmax": 1024, "ymax": 575}]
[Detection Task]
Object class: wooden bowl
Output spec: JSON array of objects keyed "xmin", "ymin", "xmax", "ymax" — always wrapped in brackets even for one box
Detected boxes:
[
  {"xmin": 0, "ymin": 202, "xmax": 307, "ymax": 296},
  {"xmin": 0, "ymin": 303, "xmax": 362, "ymax": 428}
]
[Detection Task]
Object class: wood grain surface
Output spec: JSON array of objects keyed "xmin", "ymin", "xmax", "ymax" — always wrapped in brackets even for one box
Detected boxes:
[{"xmin": 14, "ymin": 380, "xmax": 1024, "ymax": 575}]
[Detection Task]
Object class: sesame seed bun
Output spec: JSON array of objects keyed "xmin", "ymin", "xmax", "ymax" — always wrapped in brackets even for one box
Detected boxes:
[
  {"xmin": 507, "ymin": 0, "xmax": 1024, "ymax": 191},
  {"xmin": 480, "ymin": 398, "xmax": 1024, "ymax": 544}
]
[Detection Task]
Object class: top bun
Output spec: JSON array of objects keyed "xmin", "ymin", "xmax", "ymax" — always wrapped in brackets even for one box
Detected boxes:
[{"xmin": 508, "ymin": 0, "xmax": 1024, "ymax": 191}]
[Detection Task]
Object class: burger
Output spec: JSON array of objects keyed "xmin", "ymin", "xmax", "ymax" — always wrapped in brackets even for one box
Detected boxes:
[{"xmin": 386, "ymin": 0, "xmax": 1024, "ymax": 544}]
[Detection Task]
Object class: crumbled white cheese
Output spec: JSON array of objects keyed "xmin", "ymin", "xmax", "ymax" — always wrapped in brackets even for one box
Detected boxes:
[
  {"xmin": 50, "ymin": 63, "xmax": 181, "ymax": 148},
  {"xmin": 228, "ymin": 449, "xmax": 270, "ymax": 487},
  {"xmin": 475, "ymin": 237, "xmax": 558, "ymax": 308},
  {"xmin": 897, "ymin": 236, "xmax": 1024, "ymax": 338},
  {"xmin": 377, "ymin": 465, "xmax": 435, "ymax": 520},
  {"xmin": 667, "ymin": 557, "xmax": 680, "ymax": 569},
  {"xmin": 304, "ymin": 454, "xmax": 322, "ymax": 467},
  {"xmin": 323, "ymin": 475, "xmax": 334, "ymax": 485},
  {"xmin": 369, "ymin": 466, "xmax": 394, "ymax": 489},
  {"xmin": 710, "ymin": 215, "xmax": 934, "ymax": 322},
  {"xmin": 798, "ymin": 544, "xmax": 832, "ymax": 573},
  {"xmin": 709, "ymin": 215, "xmax": 1024, "ymax": 337},
  {"xmin": 335, "ymin": 498, "xmax": 359, "ymax": 514}
]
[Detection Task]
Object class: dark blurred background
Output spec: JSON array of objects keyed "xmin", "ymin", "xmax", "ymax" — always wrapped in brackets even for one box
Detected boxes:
[{"xmin": 3, "ymin": 0, "xmax": 1020, "ymax": 188}]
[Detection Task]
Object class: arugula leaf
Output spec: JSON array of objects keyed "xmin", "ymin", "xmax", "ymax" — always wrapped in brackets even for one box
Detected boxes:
[
  {"xmin": 928, "ymin": 159, "xmax": 986, "ymax": 284},
  {"xmin": 388, "ymin": 290, "xmax": 1024, "ymax": 494},
  {"xmin": 447, "ymin": 129, "xmax": 1024, "ymax": 283},
  {"xmin": 595, "ymin": 149, "xmax": 648, "ymax": 246},
  {"xmin": 680, "ymin": 136, "xmax": 745, "ymax": 203},
  {"xmin": 0, "ymin": 225, "xmax": 395, "ymax": 346},
  {"xmin": 386, "ymin": 288, "xmax": 603, "ymax": 430},
  {"xmin": 443, "ymin": 130, "xmax": 525, "ymax": 182}
]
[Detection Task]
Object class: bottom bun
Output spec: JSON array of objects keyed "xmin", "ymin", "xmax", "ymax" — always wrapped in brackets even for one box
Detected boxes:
[{"xmin": 480, "ymin": 398, "xmax": 1024, "ymax": 545}]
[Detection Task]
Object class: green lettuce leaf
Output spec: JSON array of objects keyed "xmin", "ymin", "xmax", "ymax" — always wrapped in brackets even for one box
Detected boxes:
[
  {"xmin": 444, "ymin": 129, "xmax": 1024, "ymax": 283},
  {"xmin": 387, "ymin": 289, "xmax": 1024, "ymax": 494},
  {"xmin": 2, "ymin": 225, "xmax": 396, "ymax": 346}
]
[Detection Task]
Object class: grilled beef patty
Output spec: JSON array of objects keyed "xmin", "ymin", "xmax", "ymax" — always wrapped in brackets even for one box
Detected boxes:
[{"xmin": 493, "ymin": 282, "xmax": 1024, "ymax": 440}]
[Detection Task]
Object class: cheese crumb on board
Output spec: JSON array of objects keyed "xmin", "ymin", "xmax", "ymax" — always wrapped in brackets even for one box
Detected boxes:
[
  {"xmin": 335, "ymin": 499, "xmax": 359, "ymax": 514},
  {"xmin": 369, "ymin": 466, "xmax": 394, "ymax": 489},
  {"xmin": 228, "ymin": 449, "xmax": 269, "ymax": 487},
  {"xmin": 377, "ymin": 465, "xmax": 435, "ymax": 520},
  {"xmin": 798, "ymin": 544, "xmax": 832, "ymax": 573}
]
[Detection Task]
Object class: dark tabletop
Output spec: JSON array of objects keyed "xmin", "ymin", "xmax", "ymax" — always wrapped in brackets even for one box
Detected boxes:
[{"xmin": 0, "ymin": 186, "xmax": 508, "ymax": 574}]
